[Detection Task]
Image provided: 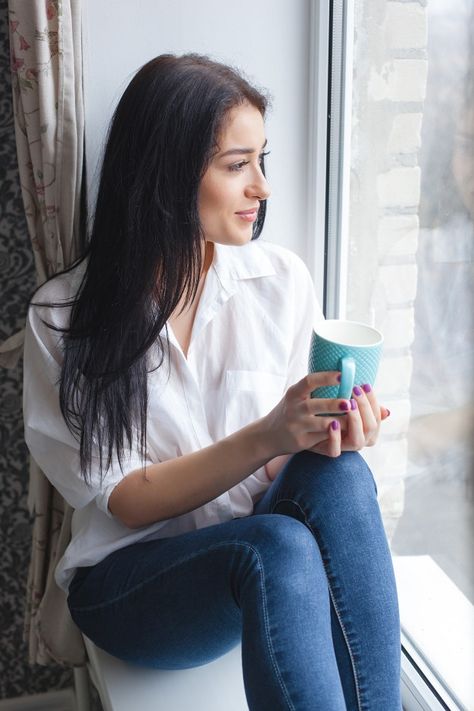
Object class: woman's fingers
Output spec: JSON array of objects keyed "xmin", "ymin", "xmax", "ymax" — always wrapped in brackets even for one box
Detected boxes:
[
  {"xmin": 351, "ymin": 384, "xmax": 379, "ymax": 446},
  {"xmin": 292, "ymin": 371, "xmax": 341, "ymax": 400},
  {"xmin": 307, "ymin": 418, "xmax": 342, "ymax": 457},
  {"xmin": 356, "ymin": 383, "xmax": 380, "ymax": 420},
  {"xmin": 326, "ymin": 419, "xmax": 342, "ymax": 457},
  {"xmin": 343, "ymin": 398, "xmax": 367, "ymax": 450},
  {"xmin": 307, "ymin": 396, "xmax": 351, "ymax": 416},
  {"xmin": 303, "ymin": 382, "xmax": 391, "ymax": 455},
  {"xmin": 304, "ymin": 415, "xmax": 346, "ymax": 441},
  {"xmin": 282, "ymin": 371, "xmax": 390, "ymax": 457}
]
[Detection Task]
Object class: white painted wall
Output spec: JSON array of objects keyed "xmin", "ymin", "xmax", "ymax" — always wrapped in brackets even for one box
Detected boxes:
[{"xmin": 83, "ymin": 0, "xmax": 312, "ymax": 260}]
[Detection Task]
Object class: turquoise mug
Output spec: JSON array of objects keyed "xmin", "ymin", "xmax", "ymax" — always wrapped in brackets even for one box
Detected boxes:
[{"xmin": 308, "ymin": 320, "xmax": 383, "ymax": 401}]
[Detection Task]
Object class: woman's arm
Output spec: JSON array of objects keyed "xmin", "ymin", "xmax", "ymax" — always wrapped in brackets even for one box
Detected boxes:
[
  {"xmin": 109, "ymin": 418, "xmax": 274, "ymax": 528},
  {"xmin": 109, "ymin": 371, "xmax": 343, "ymax": 528}
]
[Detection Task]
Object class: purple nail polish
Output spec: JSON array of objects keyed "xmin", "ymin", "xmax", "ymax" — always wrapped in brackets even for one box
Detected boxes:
[
  {"xmin": 350, "ymin": 398, "xmax": 357, "ymax": 410},
  {"xmin": 336, "ymin": 374, "xmax": 341, "ymax": 382},
  {"xmin": 362, "ymin": 383, "xmax": 372, "ymax": 393},
  {"xmin": 339, "ymin": 401, "xmax": 349, "ymax": 411},
  {"xmin": 353, "ymin": 386, "xmax": 363, "ymax": 397},
  {"xmin": 331, "ymin": 419, "xmax": 339, "ymax": 430}
]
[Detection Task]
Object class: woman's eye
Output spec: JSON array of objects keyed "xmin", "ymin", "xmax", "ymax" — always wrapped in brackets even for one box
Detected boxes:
[
  {"xmin": 228, "ymin": 151, "xmax": 270, "ymax": 173},
  {"xmin": 228, "ymin": 160, "xmax": 249, "ymax": 172}
]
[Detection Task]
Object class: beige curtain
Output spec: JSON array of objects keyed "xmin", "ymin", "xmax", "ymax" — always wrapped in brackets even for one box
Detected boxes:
[{"xmin": 5, "ymin": 0, "xmax": 86, "ymax": 665}]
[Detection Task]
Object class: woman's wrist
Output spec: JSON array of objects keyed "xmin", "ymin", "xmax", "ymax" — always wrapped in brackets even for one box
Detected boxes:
[{"xmin": 249, "ymin": 415, "xmax": 281, "ymax": 462}]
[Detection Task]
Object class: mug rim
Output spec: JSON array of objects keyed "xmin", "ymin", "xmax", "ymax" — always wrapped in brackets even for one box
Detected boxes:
[{"xmin": 313, "ymin": 319, "xmax": 383, "ymax": 347}]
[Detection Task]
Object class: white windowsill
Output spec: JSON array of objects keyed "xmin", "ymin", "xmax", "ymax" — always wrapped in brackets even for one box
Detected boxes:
[{"xmin": 393, "ymin": 555, "xmax": 474, "ymax": 710}]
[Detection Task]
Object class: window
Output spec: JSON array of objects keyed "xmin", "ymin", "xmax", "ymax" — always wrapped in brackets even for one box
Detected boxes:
[{"xmin": 321, "ymin": 1, "xmax": 474, "ymax": 708}]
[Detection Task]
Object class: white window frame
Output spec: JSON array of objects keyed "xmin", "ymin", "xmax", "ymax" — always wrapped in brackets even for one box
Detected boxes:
[{"xmin": 306, "ymin": 0, "xmax": 352, "ymax": 318}]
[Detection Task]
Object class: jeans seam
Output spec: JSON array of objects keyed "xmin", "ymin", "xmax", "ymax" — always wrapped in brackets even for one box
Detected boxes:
[
  {"xmin": 69, "ymin": 539, "xmax": 295, "ymax": 710},
  {"xmin": 271, "ymin": 497, "xmax": 363, "ymax": 711},
  {"xmin": 250, "ymin": 543, "xmax": 296, "ymax": 711}
]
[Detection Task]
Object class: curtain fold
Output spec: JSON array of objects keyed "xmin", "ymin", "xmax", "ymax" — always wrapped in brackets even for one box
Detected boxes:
[{"xmin": 6, "ymin": 0, "xmax": 86, "ymax": 665}]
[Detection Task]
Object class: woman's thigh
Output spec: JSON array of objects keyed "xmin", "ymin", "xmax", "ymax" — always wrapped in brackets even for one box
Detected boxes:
[{"xmin": 67, "ymin": 512, "xmax": 326, "ymax": 672}]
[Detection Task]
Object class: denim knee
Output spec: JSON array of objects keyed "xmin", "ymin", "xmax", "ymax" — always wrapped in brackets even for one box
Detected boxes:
[
  {"xmin": 239, "ymin": 513, "xmax": 329, "ymax": 611},
  {"xmin": 240, "ymin": 515, "xmax": 321, "ymax": 577},
  {"xmin": 321, "ymin": 450, "xmax": 377, "ymax": 493},
  {"xmin": 279, "ymin": 451, "xmax": 379, "ymax": 523},
  {"xmin": 245, "ymin": 513, "xmax": 317, "ymax": 561}
]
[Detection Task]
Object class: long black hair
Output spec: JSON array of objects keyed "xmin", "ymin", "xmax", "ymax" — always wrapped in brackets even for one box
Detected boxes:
[{"xmin": 35, "ymin": 53, "xmax": 270, "ymax": 483}]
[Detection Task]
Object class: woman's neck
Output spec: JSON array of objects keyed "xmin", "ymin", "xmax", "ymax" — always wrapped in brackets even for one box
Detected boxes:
[{"xmin": 169, "ymin": 242, "xmax": 215, "ymax": 355}]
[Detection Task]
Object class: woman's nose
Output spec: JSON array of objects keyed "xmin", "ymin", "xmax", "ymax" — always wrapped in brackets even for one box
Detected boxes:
[{"xmin": 245, "ymin": 169, "xmax": 271, "ymax": 201}]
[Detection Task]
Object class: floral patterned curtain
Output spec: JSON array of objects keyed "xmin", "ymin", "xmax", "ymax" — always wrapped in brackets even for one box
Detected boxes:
[{"xmin": 5, "ymin": 0, "xmax": 86, "ymax": 665}]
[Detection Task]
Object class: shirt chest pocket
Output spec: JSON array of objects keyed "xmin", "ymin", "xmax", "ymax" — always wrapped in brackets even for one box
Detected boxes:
[{"xmin": 224, "ymin": 370, "xmax": 287, "ymax": 435}]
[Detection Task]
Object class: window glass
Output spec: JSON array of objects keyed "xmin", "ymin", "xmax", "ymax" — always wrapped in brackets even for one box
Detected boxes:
[{"xmin": 347, "ymin": 0, "xmax": 473, "ymax": 704}]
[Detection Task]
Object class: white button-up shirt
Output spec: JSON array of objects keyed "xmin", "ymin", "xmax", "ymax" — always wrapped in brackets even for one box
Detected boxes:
[{"xmin": 23, "ymin": 239, "xmax": 322, "ymax": 591}]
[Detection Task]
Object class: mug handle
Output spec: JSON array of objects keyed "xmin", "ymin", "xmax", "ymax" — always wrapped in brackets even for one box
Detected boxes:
[{"xmin": 338, "ymin": 356, "xmax": 356, "ymax": 400}]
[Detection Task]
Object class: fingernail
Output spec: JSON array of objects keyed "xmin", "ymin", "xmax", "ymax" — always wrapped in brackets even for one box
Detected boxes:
[
  {"xmin": 362, "ymin": 383, "xmax": 372, "ymax": 393},
  {"xmin": 336, "ymin": 374, "xmax": 341, "ymax": 382},
  {"xmin": 339, "ymin": 400, "xmax": 350, "ymax": 411},
  {"xmin": 331, "ymin": 419, "xmax": 340, "ymax": 430},
  {"xmin": 350, "ymin": 398, "xmax": 357, "ymax": 410},
  {"xmin": 386, "ymin": 409, "xmax": 391, "ymax": 417},
  {"xmin": 353, "ymin": 386, "xmax": 363, "ymax": 397}
]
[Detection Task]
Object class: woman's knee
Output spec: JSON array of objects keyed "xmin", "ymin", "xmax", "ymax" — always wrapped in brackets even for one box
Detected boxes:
[
  {"xmin": 237, "ymin": 514, "xmax": 328, "ymax": 599},
  {"xmin": 242, "ymin": 514, "xmax": 319, "ymax": 569},
  {"xmin": 283, "ymin": 450, "xmax": 379, "ymax": 517},
  {"xmin": 324, "ymin": 450, "xmax": 377, "ymax": 491}
]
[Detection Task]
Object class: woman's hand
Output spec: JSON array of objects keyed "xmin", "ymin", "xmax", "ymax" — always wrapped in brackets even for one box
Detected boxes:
[
  {"xmin": 261, "ymin": 371, "xmax": 353, "ymax": 458},
  {"xmin": 261, "ymin": 373, "xmax": 390, "ymax": 463},
  {"xmin": 307, "ymin": 383, "xmax": 390, "ymax": 458}
]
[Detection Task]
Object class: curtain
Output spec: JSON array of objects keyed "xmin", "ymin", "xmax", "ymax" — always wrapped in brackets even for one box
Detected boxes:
[{"xmin": 5, "ymin": 0, "xmax": 86, "ymax": 665}]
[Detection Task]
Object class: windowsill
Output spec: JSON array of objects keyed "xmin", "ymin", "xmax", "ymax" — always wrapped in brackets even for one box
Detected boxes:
[{"xmin": 393, "ymin": 555, "xmax": 474, "ymax": 710}]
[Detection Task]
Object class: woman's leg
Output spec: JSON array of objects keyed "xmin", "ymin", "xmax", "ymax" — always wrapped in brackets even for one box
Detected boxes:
[
  {"xmin": 253, "ymin": 450, "xmax": 402, "ymax": 711},
  {"xmin": 68, "ymin": 513, "xmax": 347, "ymax": 711}
]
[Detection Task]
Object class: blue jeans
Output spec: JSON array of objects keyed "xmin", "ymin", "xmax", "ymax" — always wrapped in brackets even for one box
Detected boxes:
[{"xmin": 68, "ymin": 451, "xmax": 401, "ymax": 710}]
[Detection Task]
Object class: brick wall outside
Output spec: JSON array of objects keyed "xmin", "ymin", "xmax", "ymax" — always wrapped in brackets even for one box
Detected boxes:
[{"xmin": 348, "ymin": 0, "xmax": 428, "ymax": 540}]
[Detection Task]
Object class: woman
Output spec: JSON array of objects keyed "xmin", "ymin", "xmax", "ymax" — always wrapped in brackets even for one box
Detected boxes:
[{"xmin": 23, "ymin": 54, "xmax": 401, "ymax": 710}]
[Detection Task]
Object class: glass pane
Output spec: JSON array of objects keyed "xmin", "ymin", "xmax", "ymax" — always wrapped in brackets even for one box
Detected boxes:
[{"xmin": 347, "ymin": 0, "xmax": 474, "ymax": 705}]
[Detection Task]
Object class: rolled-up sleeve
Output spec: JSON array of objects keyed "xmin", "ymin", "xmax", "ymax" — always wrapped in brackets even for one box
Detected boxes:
[{"xmin": 23, "ymin": 300, "xmax": 152, "ymax": 517}]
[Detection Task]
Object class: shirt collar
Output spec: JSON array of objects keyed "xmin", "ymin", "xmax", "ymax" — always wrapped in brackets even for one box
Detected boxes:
[{"xmin": 211, "ymin": 240, "xmax": 276, "ymax": 291}]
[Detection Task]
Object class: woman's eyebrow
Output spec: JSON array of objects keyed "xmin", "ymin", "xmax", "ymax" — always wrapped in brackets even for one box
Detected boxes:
[{"xmin": 219, "ymin": 139, "xmax": 268, "ymax": 159}]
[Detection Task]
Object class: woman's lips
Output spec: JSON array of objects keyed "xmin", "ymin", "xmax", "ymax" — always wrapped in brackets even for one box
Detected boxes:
[{"xmin": 235, "ymin": 208, "xmax": 258, "ymax": 222}]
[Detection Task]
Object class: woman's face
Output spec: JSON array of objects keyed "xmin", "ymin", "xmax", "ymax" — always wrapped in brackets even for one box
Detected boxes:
[{"xmin": 198, "ymin": 102, "xmax": 271, "ymax": 248}]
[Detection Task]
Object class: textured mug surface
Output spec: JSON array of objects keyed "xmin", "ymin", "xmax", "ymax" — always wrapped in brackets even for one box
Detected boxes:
[{"xmin": 308, "ymin": 320, "xmax": 383, "ymax": 400}]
